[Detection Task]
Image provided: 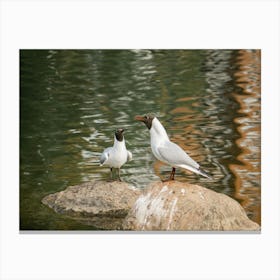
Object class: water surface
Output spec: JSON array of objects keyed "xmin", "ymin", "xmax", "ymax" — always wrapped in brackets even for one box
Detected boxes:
[{"xmin": 20, "ymin": 49, "xmax": 261, "ymax": 230}]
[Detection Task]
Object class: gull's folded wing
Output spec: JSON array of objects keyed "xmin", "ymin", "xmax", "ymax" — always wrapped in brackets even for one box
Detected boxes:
[
  {"xmin": 157, "ymin": 141, "xmax": 199, "ymax": 169},
  {"xmin": 100, "ymin": 147, "xmax": 112, "ymax": 165},
  {"xmin": 127, "ymin": 151, "xmax": 132, "ymax": 162}
]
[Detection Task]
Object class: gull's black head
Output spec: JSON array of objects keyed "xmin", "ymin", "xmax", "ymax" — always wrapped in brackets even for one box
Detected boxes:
[
  {"xmin": 115, "ymin": 128, "xmax": 124, "ymax": 141},
  {"xmin": 135, "ymin": 113, "xmax": 155, "ymax": 130}
]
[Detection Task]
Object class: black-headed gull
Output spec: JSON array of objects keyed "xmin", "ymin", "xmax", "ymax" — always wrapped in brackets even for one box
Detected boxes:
[
  {"xmin": 100, "ymin": 129, "xmax": 132, "ymax": 181},
  {"xmin": 135, "ymin": 114, "xmax": 211, "ymax": 181}
]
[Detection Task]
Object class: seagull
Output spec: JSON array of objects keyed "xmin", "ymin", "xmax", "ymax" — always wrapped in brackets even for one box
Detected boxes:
[
  {"xmin": 135, "ymin": 114, "xmax": 211, "ymax": 181},
  {"xmin": 100, "ymin": 129, "xmax": 132, "ymax": 181}
]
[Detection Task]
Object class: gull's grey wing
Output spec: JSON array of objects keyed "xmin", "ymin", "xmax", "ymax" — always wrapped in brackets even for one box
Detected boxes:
[
  {"xmin": 157, "ymin": 141, "xmax": 199, "ymax": 169},
  {"xmin": 100, "ymin": 147, "xmax": 112, "ymax": 165},
  {"xmin": 127, "ymin": 151, "xmax": 132, "ymax": 162}
]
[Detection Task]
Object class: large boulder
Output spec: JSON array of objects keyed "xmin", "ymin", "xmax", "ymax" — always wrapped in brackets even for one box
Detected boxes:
[
  {"xmin": 42, "ymin": 181, "xmax": 141, "ymax": 230},
  {"xmin": 123, "ymin": 181, "xmax": 260, "ymax": 231}
]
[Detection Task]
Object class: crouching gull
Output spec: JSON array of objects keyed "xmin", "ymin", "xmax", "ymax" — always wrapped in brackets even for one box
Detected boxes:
[
  {"xmin": 100, "ymin": 129, "xmax": 132, "ymax": 181},
  {"xmin": 135, "ymin": 114, "xmax": 211, "ymax": 181}
]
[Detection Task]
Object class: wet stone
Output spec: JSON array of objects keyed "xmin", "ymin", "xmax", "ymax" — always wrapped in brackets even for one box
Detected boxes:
[
  {"xmin": 42, "ymin": 181, "xmax": 142, "ymax": 230},
  {"xmin": 123, "ymin": 181, "xmax": 260, "ymax": 231}
]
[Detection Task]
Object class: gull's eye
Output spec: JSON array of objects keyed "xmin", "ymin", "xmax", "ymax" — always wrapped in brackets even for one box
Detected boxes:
[{"xmin": 144, "ymin": 115, "xmax": 147, "ymax": 119}]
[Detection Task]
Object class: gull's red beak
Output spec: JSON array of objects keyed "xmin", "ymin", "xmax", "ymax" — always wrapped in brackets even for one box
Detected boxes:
[{"xmin": 135, "ymin": 115, "xmax": 145, "ymax": 122}]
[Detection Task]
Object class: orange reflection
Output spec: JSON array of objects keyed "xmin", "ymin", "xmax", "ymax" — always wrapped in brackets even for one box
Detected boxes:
[{"xmin": 230, "ymin": 50, "xmax": 261, "ymax": 225}]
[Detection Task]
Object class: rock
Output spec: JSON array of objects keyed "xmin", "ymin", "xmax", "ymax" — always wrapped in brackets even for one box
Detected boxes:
[
  {"xmin": 123, "ymin": 181, "xmax": 260, "ymax": 231},
  {"xmin": 42, "ymin": 181, "xmax": 142, "ymax": 230}
]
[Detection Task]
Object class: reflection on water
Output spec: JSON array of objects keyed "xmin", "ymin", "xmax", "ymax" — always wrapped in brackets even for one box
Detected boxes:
[
  {"xmin": 230, "ymin": 50, "xmax": 261, "ymax": 223},
  {"xmin": 20, "ymin": 50, "xmax": 261, "ymax": 230}
]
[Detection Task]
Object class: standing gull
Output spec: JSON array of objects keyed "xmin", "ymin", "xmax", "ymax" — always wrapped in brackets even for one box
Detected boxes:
[
  {"xmin": 135, "ymin": 114, "xmax": 211, "ymax": 181},
  {"xmin": 100, "ymin": 129, "xmax": 132, "ymax": 181}
]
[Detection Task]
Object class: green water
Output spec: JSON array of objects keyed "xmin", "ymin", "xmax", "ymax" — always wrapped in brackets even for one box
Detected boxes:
[{"xmin": 20, "ymin": 50, "xmax": 261, "ymax": 230}]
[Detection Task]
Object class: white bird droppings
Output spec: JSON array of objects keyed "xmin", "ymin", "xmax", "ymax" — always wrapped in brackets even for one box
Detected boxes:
[
  {"xmin": 133, "ymin": 185, "xmax": 182, "ymax": 230},
  {"xmin": 160, "ymin": 185, "xmax": 169, "ymax": 193},
  {"xmin": 134, "ymin": 192, "xmax": 167, "ymax": 229},
  {"xmin": 167, "ymin": 197, "xmax": 178, "ymax": 230},
  {"xmin": 198, "ymin": 191, "xmax": 205, "ymax": 200}
]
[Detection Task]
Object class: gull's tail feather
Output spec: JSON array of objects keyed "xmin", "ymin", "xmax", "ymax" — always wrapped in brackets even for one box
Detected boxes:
[
  {"xmin": 197, "ymin": 167, "xmax": 212, "ymax": 179},
  {"xmin": 178, "ymin": 164, "xmax": 213, "ymax": 179}
]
